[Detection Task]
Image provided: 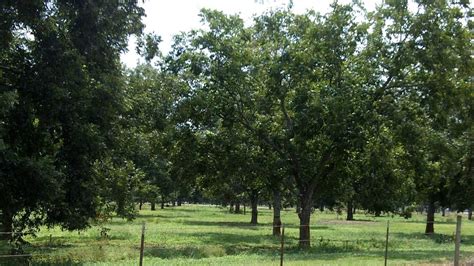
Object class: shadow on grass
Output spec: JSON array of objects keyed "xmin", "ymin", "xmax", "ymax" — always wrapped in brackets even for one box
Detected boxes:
[
  {"xmin": 181, "ymin": 220, "xmax": 332, "ymax": 231},
  {"xmin": 181, "ymin": 220, "xmax": 271, "ymax": 228},
  {"xmin": 392, "ymin": 232, "xmax": 474, "ymax": 245},
  {"xmin": 136, "ymin": 213, "xmax": 181, "ymax": 219},
  {"xmin": 141, "ymin": 241, "xmax": 468, "ymax": 263}
]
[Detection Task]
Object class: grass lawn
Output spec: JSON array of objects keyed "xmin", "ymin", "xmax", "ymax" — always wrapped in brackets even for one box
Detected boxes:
[{"xmin": 1, "ymin": 204, "xmax": 473, "ymax": 265}]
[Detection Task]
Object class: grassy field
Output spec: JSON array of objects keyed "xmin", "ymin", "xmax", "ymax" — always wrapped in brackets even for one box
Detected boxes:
[{"xmin": 1, "ymin": 204, "xmax": 473, "ymax": 265}]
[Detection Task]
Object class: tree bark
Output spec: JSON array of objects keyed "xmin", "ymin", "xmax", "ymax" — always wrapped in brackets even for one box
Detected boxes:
[
  {"xmin": 468, "ymin": 208, "xmax": 472, "ymax": 220},
  {"xmin": 1, "ymin": 210, "xmax": 13, "ymax": 241},
  {"xmin": 296, "ymin": 201, "xmax": 301, "ymax": 214},
  {"xmin": 235, "ymin": 202, "xmax": 241, "ymax": 213},
  {"xmin": 346, "ymin": 200, "xmax": 354, "ymax": 221},
  {"xmin": 441, "ymin": 207, "xmax": 445, "ymax": 217},
  {"xmin": 272, "ymin": 190, "xmax": 282, "ymax": 236},
  {"xmin": 151, "ymin": 202, "xmax": 156, "ymax": 211},
  {"xmin": 250, "ymin": 192, "xmax": 258, "ymax": 225},
  {"xmin": 425, "ymin": 201, "xmax": 435, "ymax": 234},
  {"xmin": 298, "ymin": 191, "xmax": 313, "ymax": 248},
  {"xmin": 138, "ymin": 201, "xmax": 143, "ymax": 210}
]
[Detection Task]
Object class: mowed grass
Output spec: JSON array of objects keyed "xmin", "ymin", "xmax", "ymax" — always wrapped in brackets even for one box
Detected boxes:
[{"xmin": 1, "ymin": 204, "xmax": 473, "ymax": 265}]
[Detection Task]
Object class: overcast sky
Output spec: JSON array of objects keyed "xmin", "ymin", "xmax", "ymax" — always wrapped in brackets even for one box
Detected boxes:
[{"xmin": 120, "ymin": 0, "xmax": 381, "ymax": 67}]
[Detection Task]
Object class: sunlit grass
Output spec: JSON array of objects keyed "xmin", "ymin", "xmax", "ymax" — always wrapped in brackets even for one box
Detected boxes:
[{"xmin": 1, "ymin": 204, "xmax": 473, "ymax": 265}]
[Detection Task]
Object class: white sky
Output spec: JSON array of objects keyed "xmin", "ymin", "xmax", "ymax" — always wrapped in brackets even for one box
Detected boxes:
[{"xmin": 120, "ymin": 0, "xmax": 382, "ymax": 67}]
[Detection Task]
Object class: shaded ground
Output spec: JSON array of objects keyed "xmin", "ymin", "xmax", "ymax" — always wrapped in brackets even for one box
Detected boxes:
[{"xmin": 0, "ymin": 205, "xmax": 473, "ymax": 265}]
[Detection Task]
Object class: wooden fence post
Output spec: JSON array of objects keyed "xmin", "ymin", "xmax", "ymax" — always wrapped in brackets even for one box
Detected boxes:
[
  {"xmin": 454, "ymin": 214, "xmax": 462, "ymax": 266},
  {"xmin": 139, "ymin": 222, "xmax": 145, "ymax": 266},
  {"xmin": 384, "ymin": 220, "xmax": 390, "ymax": 266},
  {"xmin": 280, "ymin": 226, "xmax": 285, "ymax": 266}
]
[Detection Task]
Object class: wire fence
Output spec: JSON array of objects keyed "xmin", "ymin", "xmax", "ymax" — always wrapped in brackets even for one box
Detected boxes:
[{"xmin": 0, "ymin": 215, "xmax": 467, "ymax": 265}]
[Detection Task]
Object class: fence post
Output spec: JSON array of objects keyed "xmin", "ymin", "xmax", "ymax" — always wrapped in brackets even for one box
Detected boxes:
[
  {"xmin": 280, "ymin": 226, "xmax": 285, "ymax": 266},
  {"xmin": 384, "ymin": 220, "xmax": 390, "ymax": 266},
  {"xmin": 454, "ymin": 214, "xmax": 462, "ymax": 266},
  {"xmin": 139, "ymin": 222, "xmax": 145, "ymax": 266}
]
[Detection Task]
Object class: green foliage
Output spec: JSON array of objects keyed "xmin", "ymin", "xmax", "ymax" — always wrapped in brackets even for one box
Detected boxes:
[{"xmin": 0, "ymin": 0, "xmax": 145, "ymax": 236}]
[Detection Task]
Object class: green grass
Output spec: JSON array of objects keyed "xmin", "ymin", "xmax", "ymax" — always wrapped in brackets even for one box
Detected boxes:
[{"xmin": 1, "ymin": 205, "xmax": 473, "ymax": 265}]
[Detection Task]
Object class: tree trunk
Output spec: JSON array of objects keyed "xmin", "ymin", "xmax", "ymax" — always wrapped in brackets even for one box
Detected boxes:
[
  {"xmin": 425, "ymin": 201, "xmax": 435, "ymax": 234},
  {"xmin": 250, "ymin": 192, "xmax": 258, "ymax": 225},
  {"xmin": 468, "ymin": 208, "xmax": 472, "ymax": 220},
  {"xmin": 151, "ymin": 202, "xmax": 156, "ymax": 211},
  {"xmin": 172, "ymin": 201, "xmax": 176, "ymax": 207},
  {"xmin": 296, "ymin": 201, "xmax": 301, "ymax": 214},
  {"xmin": 243, "ymin": 204, "xmax": 246, "ymax": 215},
  {"xmin": 268, "ymin": 203, "xmax": 272, "ymax": 210},
  {"xmin": 160, "ymin": 201, "xmax": 164, "ymax": 209},
  {"xmin": 1, "ymin": 210, "xmax": 13, "ymax": 241},
  {"xmin": 177, "ymin": 198, "xmax": 182, "ymax": 206},
  {"xmin": 229, "ymin": 202, "xmax": 234, "ymax": 213},
  {"xmin": 346, "ymin": 200, "xmax": 354, "ymax": 221},
  {"xmin": 441, "ymin": 208, "xmax": 445, "ymax": 217},
  {"xmin": 298, "ymin": 191, "xmax": 313, "ymax": 248},
  {"xmin": 272, "ymin": 190, "xmax": 282, "ymax": 236},
  {"xmin": 235, "ymin": 202, "xmax": 241, "ymax": 213},
  {"xmin": 138, "ymin": 201, "xmax": 143, "ymax": 210}
]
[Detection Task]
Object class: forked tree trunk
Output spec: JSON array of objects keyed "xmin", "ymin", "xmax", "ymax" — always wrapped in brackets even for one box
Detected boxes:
[
  {"xmin": 272, "ymin": 190, "xmax": 282, "ymax": 236},
  {"xmin": 298, "ymin": 191, "xmax": 313, "ymax": 248},
  {"xmin": 425, "ymin": 201, "xmax": 435, "ymax": 234},
  {"xmin": 1, "ymin": 210, "xmax": 13, "ymax": 241},
  {"xmin": 250, "ymin": 192, "xmax": 258, "ymax": 225},
  {"xmin": 151, "ymin": 202, "xmax": 156, "ymax": 211},
  {"xmin": 346, "ymin": 200, "xmax": 354, "ymax": 221}
]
